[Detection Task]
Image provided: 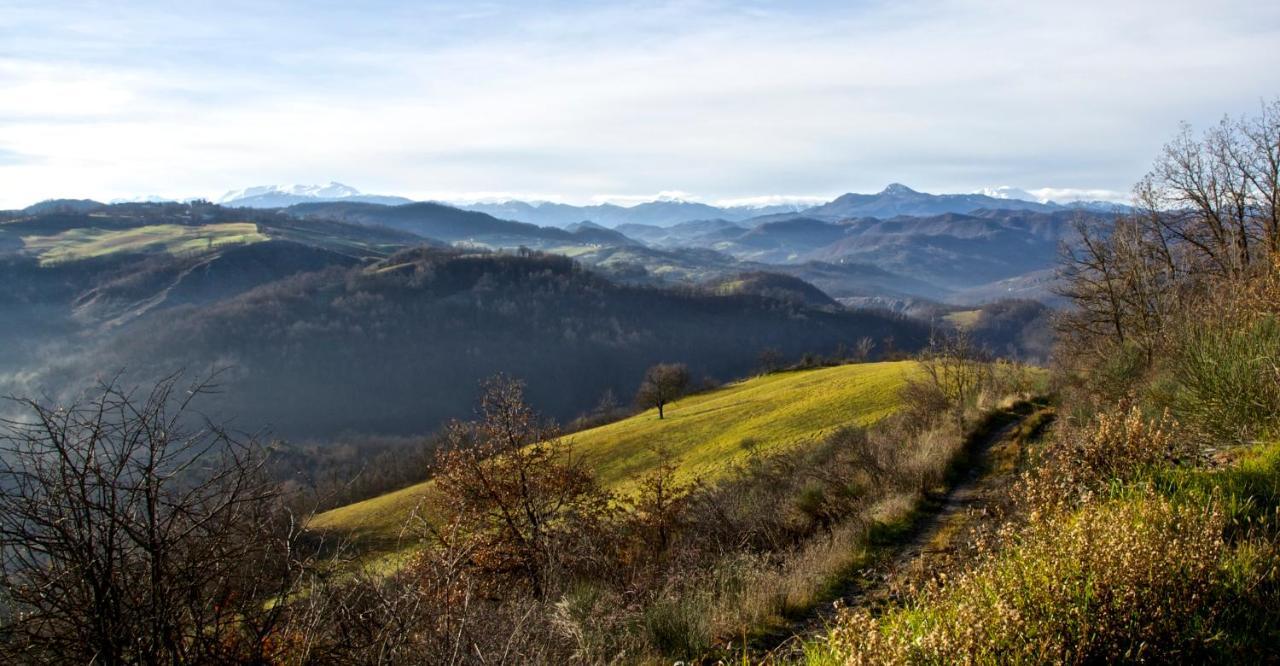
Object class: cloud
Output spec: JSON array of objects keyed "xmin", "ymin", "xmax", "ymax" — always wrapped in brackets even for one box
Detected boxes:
[
  {"xmin": 978, "ymin": 185, "xmax": 1129, "ymax": 204},
  {"xmin": 1024, "ymin": 187, "xmax": 1131, "ymax": 204},
  {"xmin": 712, "ymin": 194, "xmax": 831, "ymax": 208},
  {"xmin": 0, "ymin": 147, "xmax": 39, "ymax": 166},
  {"xmin": 1, "ymin": 0, "xmax": 1279, "ymax": 208}
]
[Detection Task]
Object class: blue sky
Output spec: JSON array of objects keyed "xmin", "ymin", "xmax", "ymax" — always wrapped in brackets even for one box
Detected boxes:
[{"xmin": 2, "ymin": 0, "xmax": 1279, "ymax": 208}]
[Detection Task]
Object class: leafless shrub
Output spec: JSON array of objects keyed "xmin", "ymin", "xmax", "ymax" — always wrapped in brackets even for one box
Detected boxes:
[
  {"xmin": 0, "ymin": 373, "xmax": 307, "ymax": 664},
  {"xmin": 905, "ymin": 329, "xmax": 993, "ymax": 427},
  {"xmin": 422, "ymin": 375, "xmax": 612, "ymax": 601}
]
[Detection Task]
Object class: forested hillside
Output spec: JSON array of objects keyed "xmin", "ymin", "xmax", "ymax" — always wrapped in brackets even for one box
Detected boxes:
[
  {"xmin": 100, "ymin": 249, "xmax": 926, "ymax": 436},
  {"xmin": 5, "ymin": 244, "xmax": 929, "ymax": 438}
]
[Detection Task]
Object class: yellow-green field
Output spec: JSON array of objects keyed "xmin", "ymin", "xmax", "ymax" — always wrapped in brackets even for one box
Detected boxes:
[
  {"xmin": 22, "ymin": 222, "xmax": 268, "ymax": 265},
  {"xmin": 310, "ymin": 361, "xmax": 920, "ymax": 562},
  {"xmin": 943, "ymin": 309, "xmax": 982, "ymax": 329}
]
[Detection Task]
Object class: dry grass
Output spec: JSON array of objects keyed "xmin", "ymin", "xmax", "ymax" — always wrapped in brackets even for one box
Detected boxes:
[
  {"xmin": 813, "ymin": 489, "xmax": 1239, "ymax": 664},
  {"xmin": 547, "ymin": 406, "xmax": 1021, "ymax": 662},
  {"xmin": 809, "ymin": 410, "xmax": 1280, "ymax": 665}
]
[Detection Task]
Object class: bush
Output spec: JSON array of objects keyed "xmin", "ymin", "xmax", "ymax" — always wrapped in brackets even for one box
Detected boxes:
[
  {"xmin": 1017, "ymin": 407, "xmax": 1193, "ymax": 514},
  {"xmin": 1171, "ymin": 314, "xmax": 1280, "ymax": 445},
  {"xmin": 642, "ymin": 596, "xmax": 714, "ymax": 659}
]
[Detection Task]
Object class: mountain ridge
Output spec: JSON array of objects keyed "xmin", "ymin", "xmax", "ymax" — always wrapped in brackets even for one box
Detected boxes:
[{"xmin": 206, "ymin": 182, "xmax": 1130, "ymax": 227}]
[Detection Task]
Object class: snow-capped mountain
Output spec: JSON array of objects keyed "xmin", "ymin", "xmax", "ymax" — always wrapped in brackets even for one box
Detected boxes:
[
  {"xmin": 109, "ymin": 195, "xmax": 179, "ymax": 204},
  {"xmin": 218, "ymin": 182, "xmax": 413, "ymax": 208},
  {"xmin": 975, "ymin": 186, "xmax": 1041, "ymax": 202}
]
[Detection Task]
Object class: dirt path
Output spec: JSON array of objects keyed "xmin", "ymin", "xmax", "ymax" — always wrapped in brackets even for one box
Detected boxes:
[{"xmin": 757, "ymin": 409, "xmax": 1039, "ymax": 658}]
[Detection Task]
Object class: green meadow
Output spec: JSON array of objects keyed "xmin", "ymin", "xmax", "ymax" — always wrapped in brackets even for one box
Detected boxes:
[{"xmin": 22, "ymin": 222, "xmax": 267, "ymax": 265}]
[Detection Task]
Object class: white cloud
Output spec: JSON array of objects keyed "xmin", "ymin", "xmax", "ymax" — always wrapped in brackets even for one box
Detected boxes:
[
  {"xmin": 713, "ymin": 194, "xmax": 831, "ymax": 209},
  {"xmin": 977, "ymin": 185, "xmax": 1129, "ymax": 204},
  {"xmin": 1, "ymin": 0, "xmax": 1279, "ymax": 208}
]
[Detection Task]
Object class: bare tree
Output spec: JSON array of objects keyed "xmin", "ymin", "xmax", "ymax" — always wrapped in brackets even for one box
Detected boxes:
[
  {"xmin": 624, "ymin": 447, "xmax": 693, "ymax": 568},
  {"xmin": 854, "ymin": 336, "xmax": 876, "ymax": 362},
  {"xmin": 1140, "ymin": 103, "xmax": 1280, "ymax": 279},
  {"xmin": 424, "ymin": 376, "xmax": 607, "ymax": 600},
  {"xmin": 914, "ymin": 329, "xmax": 993, "ymax": 425},
  {"xmin": 635, "ymin": 363, "xmax": 691, "ymax": 419},
  {"xmin": 757, "ymin": 348, "xmax": 783, "ymax": 374},
  {"xmin": 1056, "ymin": 101, "xmax": 1280, "ymax": 362},
  {"xmin": 1057, "ymin": 216, "xmax": 1132, "ymax": 348},
  {"xmin": 0, "ymin": 373, "xmax": 306, "ymax": 664},
  {"xmin": 1056, "ymin": 216, "xmax": 1181, "ymax": 360}
]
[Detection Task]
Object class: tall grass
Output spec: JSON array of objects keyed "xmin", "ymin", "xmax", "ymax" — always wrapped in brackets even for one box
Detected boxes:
[
  {"xmin": 1171, "ymin": 314, "xmax": 1280, "ymax": 445},
  {"xmin": 546, "ymin": 407, "xmax": 1011, "ymax": 662},
  {"xmin": 811, "ymin": 489, "xmax": 1257, "ymax": 664},
  {"xmin": 811, "ymin": 408, "xmax": 1280, "ymax": 664}
]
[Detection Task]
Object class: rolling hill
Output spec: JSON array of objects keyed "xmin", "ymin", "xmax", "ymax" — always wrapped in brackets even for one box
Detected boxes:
[
  {"xmin": 309, "ymin": 360, "xmax": 921, "ymax": 559},
  {"xmin": 684, "ymin": 208, "xmax": 1116, "ymax": 291},
  {"xmin": 80, "ymin": 249, "xmax": 927, "ymax": 438},
  {"xmin": 1, "ymin": 223, "xmax": 930, "ymax": 441},
  {"xmin": 704, "ymin": 271, "xmax": 839, "ymax": 308}
]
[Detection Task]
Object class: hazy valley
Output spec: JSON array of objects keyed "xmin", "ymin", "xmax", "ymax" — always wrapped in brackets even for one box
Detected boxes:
[{"xmin": 0, "ymin": 183, "xmax": 1068, "ymax": 441}]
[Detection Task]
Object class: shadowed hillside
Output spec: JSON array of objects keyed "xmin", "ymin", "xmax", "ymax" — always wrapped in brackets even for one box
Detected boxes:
[{"xmin": 68, "ymin": 249, "xmax": 930, "ymax": 437}]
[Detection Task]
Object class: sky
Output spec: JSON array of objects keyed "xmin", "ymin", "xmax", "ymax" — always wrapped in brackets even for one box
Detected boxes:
[{"xmin": 2, "ymin": 0, "xmax": 1279, "ymax": 209}]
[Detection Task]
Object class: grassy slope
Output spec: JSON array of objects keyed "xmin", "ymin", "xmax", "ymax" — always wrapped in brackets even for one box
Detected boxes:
[
  {"xmin": 310, "ymin": 361, "xmax": 921, "ymax": 559},
  {"xmin": 943, "ymin": 309, "xmax": 981, "ymax": 329},
  {"xmin": 22, "ymin": 222, "xmax": 267, "ymax": 265}
]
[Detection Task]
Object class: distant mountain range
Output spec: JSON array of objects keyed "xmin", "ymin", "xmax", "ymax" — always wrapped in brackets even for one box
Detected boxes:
[
  {"xmin": 456, "ymin": 199, "xmax": 809, "ymax": 228},
  {"xmin": 280, "ymin": 196, "xmax": 1112, "ymax": 300},
  {"xmin": 218, "ymin": 182, "xmax": 413, "ymax": 208},
  {"xmin": 7, "ymin": 186, "xmax": 1120, "ymax": 304},
  {"xmin": 802, "ymin": 183, "xmax": 1049, "ymax": 218},
  {"xmin": 202, "ymin": 182, "xmax": 1128, "ymax": 226}
]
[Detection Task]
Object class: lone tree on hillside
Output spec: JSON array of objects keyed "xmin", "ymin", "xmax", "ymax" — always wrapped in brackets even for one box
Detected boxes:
[
  {"xmin": 757, "ymin": 348, "xmax": 783, "ymax": 374},
  {"xmin": 636, "ymin": 363, "xmax": 691, "ymax": 419}
]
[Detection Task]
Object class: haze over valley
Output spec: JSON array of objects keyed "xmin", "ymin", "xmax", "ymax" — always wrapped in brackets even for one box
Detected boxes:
[{"xmin": 1, "ymin": 181, "xmax": 1074, "ymax": 438}]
